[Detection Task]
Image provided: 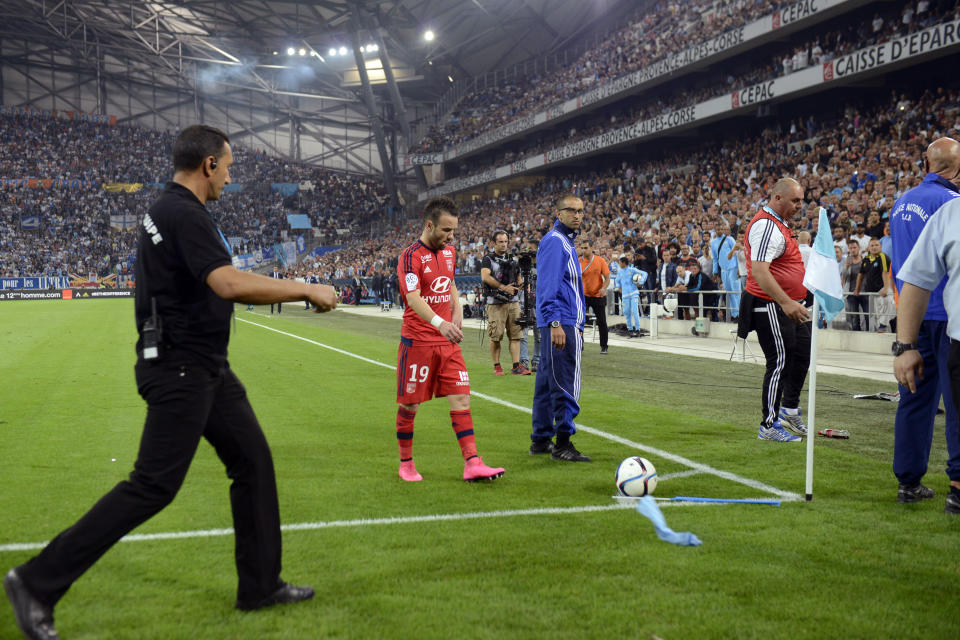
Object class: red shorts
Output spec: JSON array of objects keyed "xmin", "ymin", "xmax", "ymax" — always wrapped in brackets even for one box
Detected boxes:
[{"xmin": 396, "ymin": 338, "xmax": 471, "ymax": 404}]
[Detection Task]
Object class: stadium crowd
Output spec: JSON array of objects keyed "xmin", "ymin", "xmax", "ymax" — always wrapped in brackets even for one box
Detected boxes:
[
  {"xmin": 413, "ymin": 0, "xmax": 953, "ymax": 155},
  {"xmin": 0, "ymin": 112, "xmax": 386, "ymax": 278},
  {"xmin": 306, "ymin": 84, "xmax": 952, "ymax": 333},
  {"xmin": 2, "ymin": 76, "xmax": 953, "ymax": 336}
]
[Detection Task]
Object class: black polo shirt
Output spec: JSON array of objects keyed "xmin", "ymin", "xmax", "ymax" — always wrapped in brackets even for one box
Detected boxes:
[
  {"xmin": 859, "ymin": 251, "xmax": 890, "ymax": 293},
  {"xmin": 134, "ymin": 182, "xmax": 233, "ymax": 368}
]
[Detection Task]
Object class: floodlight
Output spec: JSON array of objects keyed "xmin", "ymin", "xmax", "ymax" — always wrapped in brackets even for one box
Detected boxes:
[
  {"xmin": 287, "ymin": 47, "xmax": 295, "ymax": 55},
  {"xmin": 298, "ymin": 48, "xmax": 306, "ymax": 56},
  {"xmin": 329, "ymin": 48, "xmax": 337, "ymax": 56},
  {"xmin": 424, "ymin": 30, "xmax": 435, "ymax": 41},
  {"xmin": 339, "ymin": 46, "xmax": 347, "ymax": 55}
]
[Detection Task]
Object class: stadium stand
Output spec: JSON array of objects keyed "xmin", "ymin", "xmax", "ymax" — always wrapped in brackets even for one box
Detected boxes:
[{"xmin": 0, "ymin": 112, "xmax": 386, "ymax": 278}]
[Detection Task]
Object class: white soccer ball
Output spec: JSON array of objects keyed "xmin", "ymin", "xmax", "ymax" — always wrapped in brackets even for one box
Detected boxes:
[
  {"xmin": 662, "ymin": 293, "xmax": 678, "ymax": 313},
  {"xmin": 616, "ymin": 456, "xmax": 658, "ymax": 497}
]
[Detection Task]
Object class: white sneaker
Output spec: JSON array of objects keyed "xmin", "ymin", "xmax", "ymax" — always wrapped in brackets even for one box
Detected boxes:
[
  {"xmin": 778, "ymin": 408, "xmax": 808, "ymax": 436},
  {"xmin": 758, "ymin": 421, "xmax": 802, "ymax": 442}
]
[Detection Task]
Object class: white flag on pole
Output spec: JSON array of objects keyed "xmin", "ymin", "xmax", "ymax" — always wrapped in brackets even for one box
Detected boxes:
[{"xmin": 802, "ymin": 207, "xmax": 845, "ymax": 322}]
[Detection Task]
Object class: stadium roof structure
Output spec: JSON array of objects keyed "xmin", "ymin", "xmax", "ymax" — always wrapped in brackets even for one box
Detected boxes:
[{"xmin": 0, "ymin": 0, "xmax": 634, "ymax": 184}]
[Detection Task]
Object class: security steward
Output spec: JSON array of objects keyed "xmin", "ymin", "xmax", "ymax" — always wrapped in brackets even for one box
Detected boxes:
[
  {"xmin": 889, "ymin": 136, "xmax": 960, "ymax": 507},
  {"xmin": 4, "ymin": 124, "xmax": 338, "ymax": 640},
  {"xmin": 738, "ymin": 177, "xmax": 811, "ymax": 443},
  {"xmin": 481, "ymin": 230, "xmax": 529, "ymax": 375}
]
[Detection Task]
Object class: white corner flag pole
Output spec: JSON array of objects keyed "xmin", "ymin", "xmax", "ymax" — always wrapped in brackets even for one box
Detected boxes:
[{"xmin": 804, "ymin": 296, "xmax": 820, "ymax": 501}]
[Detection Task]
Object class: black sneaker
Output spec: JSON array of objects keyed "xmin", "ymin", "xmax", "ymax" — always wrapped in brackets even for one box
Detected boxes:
[
  {"xmin": 600, "ymin": 347, "xmax": 608, "ymax": 354},
  {"xmin": 946, "ymin": 490, "xmax": 960, "ymax": 515},
  {"xmin": 897, "ymin": 482, "xmax": 935, "ymax": 504},
  {"xmin": 529, "ymin": 439, "xmax": 554, "ymax": 455},
  {"xmin": 551, "ymin": 442, "xmax": 592, "ymax": 462}
]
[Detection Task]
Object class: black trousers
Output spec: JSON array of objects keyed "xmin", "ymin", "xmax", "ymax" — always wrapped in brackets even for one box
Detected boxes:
[
  {"xmin": 753, "ymin": 300, "xmax": 811, "ymax": 428},
  {"xmin": 950, "ymin": 340, "xmax": 960, "ymax": 421},
  {"xmin": 585, "ymin": 296, "xmax": 608, "ymax": 349},
  {"xmin": 19, "ymin": 359, "xmax": 283, "ymax": 607},
  {"xmin": 846, "ymin": 293, "xmax": 867, "ymax": 331}
]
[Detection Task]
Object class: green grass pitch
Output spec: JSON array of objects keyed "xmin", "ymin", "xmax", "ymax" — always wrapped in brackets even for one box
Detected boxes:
[{"xmin": 0, "ymin": 300, "xmax": 956, "ymax": 639}]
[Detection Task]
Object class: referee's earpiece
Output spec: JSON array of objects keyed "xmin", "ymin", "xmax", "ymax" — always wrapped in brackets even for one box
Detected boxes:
[{"xmin": 209, "ymin": 158, "xmax": 218, "ymax": 171}]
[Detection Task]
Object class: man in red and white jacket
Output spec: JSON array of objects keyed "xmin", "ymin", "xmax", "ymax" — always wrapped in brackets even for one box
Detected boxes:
[{"xmin": 743, "ymin": 178, "xmax": 812, "ymax": 442}]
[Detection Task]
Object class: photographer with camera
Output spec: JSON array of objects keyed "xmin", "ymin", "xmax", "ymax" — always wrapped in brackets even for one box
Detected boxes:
[{"xmin": 481, "ymin": 230, "xmax": 531, "ymax": 375}]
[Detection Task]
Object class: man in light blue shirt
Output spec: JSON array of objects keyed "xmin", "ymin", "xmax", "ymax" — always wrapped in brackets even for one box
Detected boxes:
[
  {"xmin": 711, "ymin": 223, "xmax": 739, "ymax": 320},
  {"xmin": 614, "ymin": 257, "xmax": 646, "ymax": 337},
  {"xmin": 893, "ymin": 138, "xmax": 960, "ymax": 515}
]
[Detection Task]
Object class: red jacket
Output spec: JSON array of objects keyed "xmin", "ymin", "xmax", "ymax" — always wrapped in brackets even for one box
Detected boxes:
[{"xmin": 744, "ymin": 207, "xmax": 806, "ymax": 301}]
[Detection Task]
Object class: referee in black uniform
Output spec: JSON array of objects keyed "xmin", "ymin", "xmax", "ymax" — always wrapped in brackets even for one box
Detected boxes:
[{"xmin": 4, "ymin": 125, "xmax": 338, "ymax": 640}]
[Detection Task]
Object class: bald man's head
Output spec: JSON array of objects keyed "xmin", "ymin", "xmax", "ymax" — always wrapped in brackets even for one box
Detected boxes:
[
  {"xmin": 926, "ymin": 137, "xmax": 960, "ymax": 179},
  {"xmin": 768, "ymin": 177, "xmax": 804, "ymax": 219},
  {"xmin": 771, "ymin": 177, "xmax": 800, "ymax": 198}
]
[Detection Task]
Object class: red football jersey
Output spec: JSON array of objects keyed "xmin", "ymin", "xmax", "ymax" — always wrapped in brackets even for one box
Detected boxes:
[{"xmin": 398, "ymin": 240, "xmax": 457, "ymax": 344}]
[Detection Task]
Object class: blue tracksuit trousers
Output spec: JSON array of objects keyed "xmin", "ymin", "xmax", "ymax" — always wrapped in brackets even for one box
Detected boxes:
[
  {"xmin": 531, "ymin": 325, "xmax": 582, "ymax": 441},
  {"xmin": 894, "ymin": 320, "xmax": 960, "ymax": 484}
]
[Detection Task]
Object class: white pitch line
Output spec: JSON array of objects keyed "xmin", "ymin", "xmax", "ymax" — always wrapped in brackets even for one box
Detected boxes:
[
  {"xmin": 2, "ymin": 502, "xmax": 724, "ymax": 553},
  {"xmin": 658, "ymin": 469, "xmax": 705, "ymax": 481},
  {"xmin": 235, "ymin": 318, "xmax": 802, "ymax": 502},
  {"xmin": 0, "ymin": 322, "xmax": 798, "ymax": 555}
]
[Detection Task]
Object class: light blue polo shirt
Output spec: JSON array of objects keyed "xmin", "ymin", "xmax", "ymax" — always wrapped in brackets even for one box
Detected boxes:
[{"xmin": 899, "ymin": 198, "xmax": 960, "ymax": 340}]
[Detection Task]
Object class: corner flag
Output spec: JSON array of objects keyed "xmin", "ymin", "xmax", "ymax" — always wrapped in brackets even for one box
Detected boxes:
[{"xmin": 803, "ymin": 208, "xmax": 845, "ymax": 322}]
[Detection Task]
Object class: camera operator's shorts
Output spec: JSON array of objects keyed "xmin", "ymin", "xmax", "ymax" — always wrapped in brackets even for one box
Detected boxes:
[
  {"xmin": 396, "ymin": 338, "xmax": 471, "ymax": 404},
  {"xmin": 486, "ymin": 301, "xmax": 523, "ymax": 341}
]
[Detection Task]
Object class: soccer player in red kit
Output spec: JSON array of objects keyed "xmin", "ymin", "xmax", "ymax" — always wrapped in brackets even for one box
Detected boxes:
[{"xmin": 395, "ymin": 197, "xmax": 505, "ymax": 482}]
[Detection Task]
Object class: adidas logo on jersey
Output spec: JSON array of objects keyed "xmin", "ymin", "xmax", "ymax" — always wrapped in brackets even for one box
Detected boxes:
[{"xmin": 424, "ymin": 266, "xmax": 432, "ymax": 273}]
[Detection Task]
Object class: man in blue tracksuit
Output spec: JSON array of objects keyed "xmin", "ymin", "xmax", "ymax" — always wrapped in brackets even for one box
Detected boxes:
[
  {"xmin": 890, "ymin": 137, "xmax": 960, "ymax": 506},
  {"xmin": 530, "ymin": 195, "xmax": 591, "ymax": 462},
  {"xmin": 711, "ymin": 223, "xmax": 740, "ymax": 320}
]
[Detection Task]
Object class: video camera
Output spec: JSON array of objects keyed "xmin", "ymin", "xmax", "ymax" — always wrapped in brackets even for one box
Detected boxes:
[
  {"xmin": 513, "ymin": 251, "xmax": 537, "ymax": 327},
  {"xmin": 490, "ymin": 255, "xmax": 521, "ymax": 303}
]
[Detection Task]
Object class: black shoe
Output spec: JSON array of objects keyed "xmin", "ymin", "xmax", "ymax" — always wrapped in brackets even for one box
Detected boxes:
[
  {"xmin": 946, "ymin": 490, "xmax": 960, "ymax": 515},
  {"xmin": 897, "ymin": 482, "xmax": 935, "ymax": 504},
  {"xmin": 4, "ymin": 568, "xmax": 59, "ymax": 640},
  {"xmin": 529, "ymin": 439, "xmax": 554, "ymax": 455},
  {"xmin": 600, "ymin": 347, "xmax": 608, "ymax": 354},
  {"xmin": 236, "ymin": 582, "xmax": 315, "ymax": 611},
  {"xmin": 551, "ymin": 442, "xmax": 592, "ymax": 462}
]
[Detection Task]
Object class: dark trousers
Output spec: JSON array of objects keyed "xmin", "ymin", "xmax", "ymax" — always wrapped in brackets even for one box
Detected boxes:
[
  {"xmin": 753, "ymin": 301, "xmax": 811, "ymax": 428},
  {"xmin": 585, "ymin": 296, "xmax": 608, "ymax": 349},
  {"xmin": 270, "ymin": 302, "xmax": 282, "ymax": 314},
  {"xmin": 19, "ymin": 360, "xmax": 283, "ymax": 607},
  {"xmin": 531, "ymin": 326, "xmax": 582, "ymax": 442},
  {"xmin": 846, "ymin": 293, "xmax": 868, "ymax": 330},
  {"xmin": 895, "ymin": 322, "xmax": 960, "ymax": 484}
]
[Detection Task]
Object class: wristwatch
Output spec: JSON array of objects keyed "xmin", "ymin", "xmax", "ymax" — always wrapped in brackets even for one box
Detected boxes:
[
  {"xmin": 891, "ymin": 341, "xmax": 917, "ymax": 356},
  {"xmin": 549, "ymin": 321, "xmax": 561, "ymax": 328}
]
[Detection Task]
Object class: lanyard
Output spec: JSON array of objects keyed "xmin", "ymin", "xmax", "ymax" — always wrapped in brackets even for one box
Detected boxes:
[
  {"xmin": 216, "ymin": 228, "xmax": 232, "ymax": 256},
  {"xmin": 762, "ymin": 205, "xmax": 786, "ymax": 225},
  {"xmin": 207, "ymin": 209, "xmax": 232, "ymax": 256}
]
